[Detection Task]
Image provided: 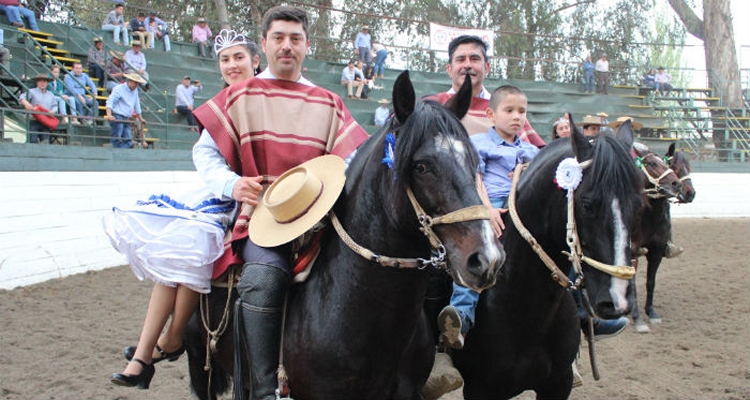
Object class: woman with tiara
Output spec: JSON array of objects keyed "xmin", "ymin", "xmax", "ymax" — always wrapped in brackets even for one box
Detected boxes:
[{"xmin": 107, "ymin": 29, "xmax": 261, "ymax": 390}]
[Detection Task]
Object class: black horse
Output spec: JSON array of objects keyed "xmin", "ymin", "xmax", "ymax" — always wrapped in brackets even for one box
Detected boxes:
[
  {"xmin": 451, "ymin": 120, "xmax": 644, "ymax": 399},
  {"xmin": 185, "ymin": 71, "xmax": 504, "ymax": 399},
  {"xmin": 630, "ymin": 142, "xmax": 694, "ymax": 332}
]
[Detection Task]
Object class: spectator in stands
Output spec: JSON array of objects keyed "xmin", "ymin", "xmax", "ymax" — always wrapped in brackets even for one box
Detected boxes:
[
  {"xmin": 595, "ymin": 53, "xmax": 609, "ymax": 94},
  {"xmin": 124, "ymin": 40, "xmax": 149, "ymax": 91},
  {"xmin": 341, "ymin": 60, "xmax": 364, "ymax": 99},
  {"xmin": 19, "ymin": 74, "xmax": 57, "ymax": 143},
  {"xmin": 551, "ymin": 115, "xmax": 572, "ymax": 139},
  {"xmin": 105, "ymin": 72, "xmax": 146, "ymax": 149},
  {"xmin": 371, "ymin": 41, "xmax": 388, "ymax": 78},
  {"xmin": 64, "ymin": 61, "xmax": 96, "ymax": 124},
  {"xmin": 354, "ymin": 25, "xmax": 371, "ymax": 67},
  {"xmin": 583, "ymin": 55, "xmax": 595, "ymax": 93},
  {"xmin": 145, "ymin": 10, "xmax": 170, "ymax": 52},
  {"xmin": 0, "ymin": 28, "xmax": 10, "ymax": 76},
  {"xmin": 106, "ymin": 50, "xmax": 126, "ymax": 91},
  {"xmin": 102, "ymin": 3, "xmax": 129, "ymax": 46},
  {"xmin": 87, "ymin": 36, "xmax": 107, "ymax": 88},
  {"xmin": 192, "ymin": 17, "xmax": 213, "ymax": 58},
  {"xmin": 0, "ymin": 0, "xmax": 39, "ymax": 31},
  {"xmin": 48, "ymin": 64, "xmax": 76, "ymax": 124},
  {"xmin": 129, "ymin": 12, "xmax": 153, "ymax": 49},
  {"xmin": 175, "ymin": 75, "xmax": 201, "ymax": 131},
  {"xmin": 358, "ymin": 60, "xmax": 375, "ymax": 99},
  {"xmin": 655, "ymin": 67, "xmax": 673, "ymax": 96},
  {"xmin": 643, "ymin": 68, "xmax": 656, "ymax": 88},
  {"xmin": 578, "ymin": 114, "xmax": 604, "ymax": 137},
  {"xmin": 374, "ymin": 98, "xmax": 390, "ymax": 127}
]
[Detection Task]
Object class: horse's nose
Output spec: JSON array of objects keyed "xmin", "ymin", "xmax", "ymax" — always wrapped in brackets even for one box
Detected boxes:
[{"xmin": 466, "ymin": 247, "xmax": 504, "ymax": 290}]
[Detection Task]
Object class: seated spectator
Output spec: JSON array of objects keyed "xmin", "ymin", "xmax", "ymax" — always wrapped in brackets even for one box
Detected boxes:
[
  {"xmin": 654, "ymin": 67, "xmax": 673, "ymax": 96},
  {"xmin": 145, "ymin": 10, "xmax": 170, "ymax": 52},
  {"xmin": 129, "ymin": 12, "xmax": 153, "ymax": 49},
  {"xmin": 88, "ymin": 36, "xmax": 107, "ymax": 88},
  {"xmin": 19, "ymin": 74, "xmax": 58, "ymax": 143},
  {"xmin": 359, "ymin": 61, "xmax": 377, "ymax": 100},
  {"xmin": 101, "ymin": 3, "xmax": 129, "ymax": 45},
  {"xmin": 0, "ymin": 27, "xmax": 10, "ymax": 75},
  {"xmin": 0, "ymin": 0, "xmax": 38, "ymax": 31},
  {"xmin": 643, "ymin": 68, "xmax": 656, "ymax": 88},
  {"xmin": 124, "ymin": 40, "xmax": 150, "ymax": 91},
  {"xmin": 48, "ymin": 65, "xmax": 76, "ymax": 124},
  {"xmin": 174, "ymin": 75, "xmax": 201, "ymax": 131},
  {"xmin": 106, "ymin": 50, "xmax": 126, "ymax": 92},
  {"xmin": 374, "ymin": 98, "xmax": 390, "ymax": 127},
  {"xmin": 63, "ymin": 61, "xmax": 97, "ymax": 124},
  {"xmin": 341, "ymin": 60, "xmax": 364, "ymax": 99},
  {"xmin": 192, "ymin": 17, "xmax": 212, "ymax": 58}
]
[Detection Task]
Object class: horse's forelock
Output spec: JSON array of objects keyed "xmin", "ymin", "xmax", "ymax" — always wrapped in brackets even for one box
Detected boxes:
[
  {"xmin": 394, "ymin": 100, "xmax": 476, "ymax": 188},
  {"xmin": 582, "ymin": 135, "xmax": 643, "ymax": 216}
]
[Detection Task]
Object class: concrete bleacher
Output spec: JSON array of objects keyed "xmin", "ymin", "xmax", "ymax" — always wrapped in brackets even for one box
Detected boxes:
[{"xmin": 3, "ymin": 17, "xmax": 748, "ymax": 157}]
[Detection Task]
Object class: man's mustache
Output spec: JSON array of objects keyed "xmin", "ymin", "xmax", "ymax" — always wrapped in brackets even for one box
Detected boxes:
[{"xmin": 460, "ymin": 69, "xmax": 477, "ymax": 76}]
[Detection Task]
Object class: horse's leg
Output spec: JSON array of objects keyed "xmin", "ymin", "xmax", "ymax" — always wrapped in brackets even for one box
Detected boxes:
[
  {"xmin": 628, "ymin": 266, "xmax": 650, "ymax": 333},
  {"xmin": 644, "ymin": 250, "xmax": 664, "ymax": 323}
]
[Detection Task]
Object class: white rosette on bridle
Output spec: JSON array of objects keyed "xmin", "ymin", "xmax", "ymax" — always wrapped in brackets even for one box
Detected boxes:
[{"xmin": 555, "ymin": 157, "xmax": 584, "ymax": 199}]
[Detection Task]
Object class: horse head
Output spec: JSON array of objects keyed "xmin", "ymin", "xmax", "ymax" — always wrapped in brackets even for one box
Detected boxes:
[
  {"xmin": 628, "ymin": 133, "xmax": 681, "ymax": 199},
  {"xmin": 568, "ymin": 116, "xmax": 644, "ymax": 318},
  {"xmin": 667, "ymin": 143, "xmax": 695, "ymax": 203},
  {"xmin": 386, "ymin": 71, "xmax": 503, "ymax": 291}
]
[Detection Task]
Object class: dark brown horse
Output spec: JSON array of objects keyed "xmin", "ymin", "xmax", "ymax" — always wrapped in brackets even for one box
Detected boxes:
[
  {"xmin": 630, "ymin": 142, "xmax": 693, "ymax": 332},
  {"xmin": 185, "ymin": 71, "xmax": 504, "ymax": 399}
]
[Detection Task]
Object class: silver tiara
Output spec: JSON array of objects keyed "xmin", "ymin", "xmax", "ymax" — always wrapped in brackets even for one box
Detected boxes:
[
  {"xmin": 552, "ymin": 117, "xmax": 569, "ymax": 127},
  {"xmin": 214, "ymin": 29, "xmax": 248, "ymax": 55}
]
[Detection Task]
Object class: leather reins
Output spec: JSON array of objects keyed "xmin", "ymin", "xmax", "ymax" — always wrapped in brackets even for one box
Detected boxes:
[{"xmin": 330, "ymin": 187, "xmax": 490, "ymax": 270}]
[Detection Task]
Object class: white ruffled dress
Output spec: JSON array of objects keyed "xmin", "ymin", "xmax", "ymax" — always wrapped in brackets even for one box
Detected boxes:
[{"xmin": 102, "ymin": 188, "xmax": 235, "ymax": 293}]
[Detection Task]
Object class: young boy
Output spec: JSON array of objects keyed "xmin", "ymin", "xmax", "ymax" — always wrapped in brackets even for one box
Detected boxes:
[{"xmin": 438, "ymin": 85, "xmax": 539, "ymax": 350}]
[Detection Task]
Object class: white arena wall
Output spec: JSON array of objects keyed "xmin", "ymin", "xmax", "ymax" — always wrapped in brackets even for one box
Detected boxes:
[{"xmin": 0, "ymin": 171, "xmax": 748, "ymax": 290}]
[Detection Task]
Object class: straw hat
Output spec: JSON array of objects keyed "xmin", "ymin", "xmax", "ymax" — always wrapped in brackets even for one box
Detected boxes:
[
  {"xmin": 577, "ymin": 115, "xmax": 604, "ymax": 127},
  {"xmin": 609, "ymin": 116, "xmax": 643, "ymax": 130},
  {"xmin": 378, "ymin": 98, "xmax": 390, "ymax": 105},
  {"xmin": 109, "ymin": 50, "xmax": 124, "ymax": 60},
  {"xmin": 197, "ymin": 17, "xmax": 206, "ymax": 23},
  {"xmin": 361, "ymin": 25, "xmax": 369, "ymax": 30},
  {"xmin": 248, "ymin": 155, "xmax": 347, "ymax": 247},
  {"xmin": 30, "ymin": 74, "xmax": 51, "ymax": 82},
  {"xmin": 131, "ymin": 40, "xmax": 141, "ymax": 46},
  {"xmin": 93, "ymin": 36, "xmax": 103, "ymax": 43},
  {"xmin": 123, "ymin": 72, "xmax": 146, "ymax": 84}
]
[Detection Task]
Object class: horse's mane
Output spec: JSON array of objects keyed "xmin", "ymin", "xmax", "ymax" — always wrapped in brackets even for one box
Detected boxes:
[
  {"xmin": 671, "ymin": 150, "xmax": 691, "ymax": 173},
  {"xmin": 523, "ymin": 135, "xmax": 642, "ymax": 216}
]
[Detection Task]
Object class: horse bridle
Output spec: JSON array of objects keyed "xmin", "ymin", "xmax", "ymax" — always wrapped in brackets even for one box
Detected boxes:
[
  {"xmin": 330, "ymin": 187, "xmax": 490, "ymax": 270},
  {"xmin": 638, "ymin": 152, "xmax": 677, "ymax": 199},
  {"xmin": 507, "ymin": 161, "xmax": 636, "ymax": 290}
]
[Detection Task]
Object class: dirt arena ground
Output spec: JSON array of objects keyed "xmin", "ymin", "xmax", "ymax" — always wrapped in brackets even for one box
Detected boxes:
[{"xmin": 0, "ymin": 218, "xmax": 748, "ymax": 400}]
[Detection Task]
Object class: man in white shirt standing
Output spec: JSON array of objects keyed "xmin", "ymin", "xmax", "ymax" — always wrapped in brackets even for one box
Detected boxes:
[
  {"xmin": 354, "ymin": 25, "xmax": 371, "ymax": 67},
  {"xmin": 341, "ymin": 60, "xmax": 364, "ymax": 99},
  {"xmin": 595, "ymin": 53, "xmax": 609, "ymax": 94}
]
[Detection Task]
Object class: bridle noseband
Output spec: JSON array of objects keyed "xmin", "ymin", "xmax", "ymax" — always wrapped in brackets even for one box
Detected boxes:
[
  {"xmin": 508, "ymin": 160, "xmax": 636, "ymax": 290},
  {"xmin": 330, "ymin": 187, "xmax": 490, "ymax": 270},
  {"xmin": 637, "ymin": 153, "xmax": 677, "ymax": 199}
]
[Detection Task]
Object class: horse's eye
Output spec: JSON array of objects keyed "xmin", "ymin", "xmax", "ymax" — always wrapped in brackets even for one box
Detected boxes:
[{"xmin": 414, "ymin": 162, "xmax": 428, "ymax": 174}]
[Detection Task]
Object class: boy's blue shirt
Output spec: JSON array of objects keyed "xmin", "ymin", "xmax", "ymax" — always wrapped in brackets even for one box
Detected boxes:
[{"xmin": 470, "ymin": 126, "xmax": 540, "ymax": 199}]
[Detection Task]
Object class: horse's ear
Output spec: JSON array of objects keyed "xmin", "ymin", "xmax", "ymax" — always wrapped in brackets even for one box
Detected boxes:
[
  {"xmin": 667, "ymin": 142, "xmax": 675, "ymax": 157},
  {"xmin": 569, "ymin": 114, "xmax": 593, "ymax": 160},
  {"xmin": 614, "ymin": 120, "xmax": 635, "ymax": 149},
  {"xmin": 445, "ymin": 74, "xmax": 472, "ymax": 120},
  {"xmin": 392, "ymin": 70, "xmax": 415, "ymax": 126}
]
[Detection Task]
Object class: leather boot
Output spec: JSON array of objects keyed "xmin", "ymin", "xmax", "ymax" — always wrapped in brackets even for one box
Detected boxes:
[{"xmin": 234, "ymin": 263, "xmax": 291, "ymax": 400}]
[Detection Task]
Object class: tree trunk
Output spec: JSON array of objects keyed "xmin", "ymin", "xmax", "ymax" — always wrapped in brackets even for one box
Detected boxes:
[{"xmin": 213, "ymin": 0, "xmax": 230, "ymax": 30}]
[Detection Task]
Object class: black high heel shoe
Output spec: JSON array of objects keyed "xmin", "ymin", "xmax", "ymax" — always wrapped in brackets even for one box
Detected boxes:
[
  {"xmin": 110, "ymin": 357, "xmax": 155, "ymax": 389},
  {"xmin": 123, "ymin": 343, "xmax": 185, "ymax": 363}
]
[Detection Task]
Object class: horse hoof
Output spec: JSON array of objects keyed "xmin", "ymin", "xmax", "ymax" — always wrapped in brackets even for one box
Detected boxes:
[
  {"xmin": 649, "ymin": 317, "xmax": 662, "ymax": 324},
  {"xmin": 635, "ymin": 322, "xmax": 651, "ymax": 333}
]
